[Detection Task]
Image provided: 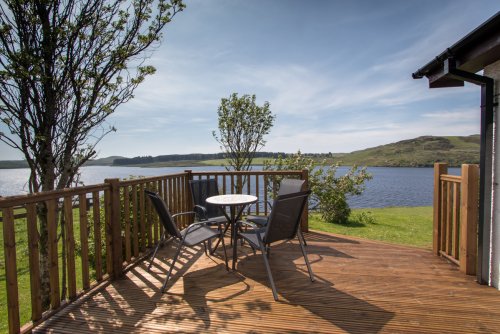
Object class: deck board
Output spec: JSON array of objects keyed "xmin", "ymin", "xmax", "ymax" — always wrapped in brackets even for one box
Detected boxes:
[{"xmin": 34, "ymin": 231, "xmax": 500, "ymax": 333}]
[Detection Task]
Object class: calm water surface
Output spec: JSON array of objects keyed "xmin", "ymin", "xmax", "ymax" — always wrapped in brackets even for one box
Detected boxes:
[{"xmin": 0, "ymin": 166, "xmax": 460, "ymax": 208}]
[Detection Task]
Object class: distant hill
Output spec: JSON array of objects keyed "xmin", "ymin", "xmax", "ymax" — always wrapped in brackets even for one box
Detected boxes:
[
  {"xmin": 336, "ymin": 135, "xmax": 479, "ymax": 167},
  {"xmin": 111, "ymin": 152, "xmax": 284, "ymax": 166},
  {"xmin": 0, "ymin": 135, "xmax": 480, "ymax": 169},
  {"xmin": 85, "ymin": 156, "xmax": 126, "ymax": 166},
  {"xmin": 0, "ymin": 160, "xmax": 29, "ymax": 169},
  {"xmin": 0, "ymin": 156, "xmax": 125, "ymax": 169}
]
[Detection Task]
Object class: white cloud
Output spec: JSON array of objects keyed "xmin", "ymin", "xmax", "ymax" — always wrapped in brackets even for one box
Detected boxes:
[{"xmin": 1, "ymin": 0, "xmax": 495, "ymax": 160}]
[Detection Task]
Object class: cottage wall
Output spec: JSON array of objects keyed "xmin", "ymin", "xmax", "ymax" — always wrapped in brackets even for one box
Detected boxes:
[{"xmin": 486, "ymin": 59, "xmax": 500, "ymax": 290}]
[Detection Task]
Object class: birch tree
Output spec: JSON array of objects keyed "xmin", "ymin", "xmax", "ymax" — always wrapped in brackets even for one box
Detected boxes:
[{"xmin": 0, "ymin": 0, "xmax": 184, "ymax": 308}]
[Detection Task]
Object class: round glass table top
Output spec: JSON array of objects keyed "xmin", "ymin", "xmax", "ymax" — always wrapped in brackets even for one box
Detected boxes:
[{"xmin": 206, "ymin": 194, "xmax": 257, "ymax": 206}]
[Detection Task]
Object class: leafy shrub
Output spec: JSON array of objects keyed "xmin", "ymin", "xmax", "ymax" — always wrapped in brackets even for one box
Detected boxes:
[{"xmin": 263, "ymin": 151, "xmax": 372, "ymax": 224}]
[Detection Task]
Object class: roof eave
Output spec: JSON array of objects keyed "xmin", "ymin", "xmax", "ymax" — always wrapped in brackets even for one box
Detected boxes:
[{"xmin": 412, "ymin": 11, "xmax": 500, "ymax": 87}]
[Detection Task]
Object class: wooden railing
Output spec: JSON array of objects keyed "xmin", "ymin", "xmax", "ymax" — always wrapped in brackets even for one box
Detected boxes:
[
  {"xmin": 0, "ymin": 169, "xmax": 306, "ymax": 334},
  {"xmin": 433, "ymin": 163, "xmax": 479, "ymax": 275}
]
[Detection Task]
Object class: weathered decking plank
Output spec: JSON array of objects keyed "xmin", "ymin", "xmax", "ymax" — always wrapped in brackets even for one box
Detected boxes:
[{"xmin": 34, "ymin": 231, "xmax": 500, "ymax": 333}]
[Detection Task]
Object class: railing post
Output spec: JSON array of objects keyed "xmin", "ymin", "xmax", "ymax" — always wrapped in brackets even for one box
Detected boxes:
[
  {"xmin": 460, "ymin": 164, "xmax": 479, "ymax": 275},
  {"xmin": 184, "ymin": 170, "xmax": 193, "ymax": 225},
  {"xmin": 434, "ymin": 163, "xmax": 448, "ymax": 256},
  {"xmin": 105, "ymin": 178, "xmax": 123, "ymax": 279},
  {"xmin": 301, "ymin": 168, "xmax": 309, "ymax": 232},
  {"xmin": 2, "ymin": 207, "xmax": 20, "ymax": 334}
]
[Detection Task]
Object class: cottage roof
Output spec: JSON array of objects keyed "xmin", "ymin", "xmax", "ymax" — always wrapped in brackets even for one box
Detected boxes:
[{"xmin": 412, "ymin": 11, "xmax": 500, "ymax": 87}]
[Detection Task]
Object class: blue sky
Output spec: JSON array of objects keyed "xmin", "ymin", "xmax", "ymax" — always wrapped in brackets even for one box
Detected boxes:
[{"xmin": 2, "ymin": 0, "xmax": 499, "ymax": 159}]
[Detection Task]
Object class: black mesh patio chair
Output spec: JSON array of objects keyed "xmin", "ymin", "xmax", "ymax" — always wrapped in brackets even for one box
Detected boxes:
[
  {"xmin": 145, "ymin": 190, "xmax": 228, "ymax": 292},
  {"xmin": 236, "ymin": 190, "xmax": 314, "ymax": 301},
  {"xmin": 247, "ymin": 178, "xmax": 308, "ymax": 245},
  {"xmin": 189, "ymin": 179, "xmax": 228, "ymax": 224}
]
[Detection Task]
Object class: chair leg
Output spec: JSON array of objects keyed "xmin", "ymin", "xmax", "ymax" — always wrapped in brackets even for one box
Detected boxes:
[
  {"xmin": 148, "ymin": 233, "xmax": 164, "ymax": 271},
  {"xmin": 298, "ymin": 233, "xmax": 315, "ymax": 282},
  {"xmin": 203, "ymin": 241, "xmax": 208, "ymax": 255},
  {"xmin": 298, "ymin": 229, "xmax": 307, "ymax": 246},
  {"xmin": 260, "ymin": 242, "xmax": 279, "ymax": 301},
  {"xmin": 210, "ymin": 223, "xmax": 230, "ymax": 254},
  {"xmin": 219, "ymin": 233, "xmax": 229, "ymax": 271},
  {"xmin": 161, "ymin": 240, "xmax": 184, "ymax": 293}
]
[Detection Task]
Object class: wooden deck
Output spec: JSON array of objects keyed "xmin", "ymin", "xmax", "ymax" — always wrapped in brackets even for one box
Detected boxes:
[{"xmin": 33, "ymin": 231, "xmax": 500, "ymax": 333}]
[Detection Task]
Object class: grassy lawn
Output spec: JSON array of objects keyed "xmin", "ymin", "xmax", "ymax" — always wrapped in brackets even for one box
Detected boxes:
[
  {"xmin": 309, "ymin": 206, "xmax": 433, "ymax": 249},
  {"xmin": 199, "ymin": 157, "xmax": 268, "ymax": 166}
]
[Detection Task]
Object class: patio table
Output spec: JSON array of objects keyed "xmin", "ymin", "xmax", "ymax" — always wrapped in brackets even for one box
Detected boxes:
[{"xmin": 206, "ymin": 194, "xmax": 258, "ymax": 270}]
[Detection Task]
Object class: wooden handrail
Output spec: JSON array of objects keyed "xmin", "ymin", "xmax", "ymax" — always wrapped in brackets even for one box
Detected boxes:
[
  {"xmin": 0, "ymin": 169, "xmax": 306, "ymax": 334},
  {"xmin": 433, "ymin": 163, "xmax": 479, "ymax": 275}
]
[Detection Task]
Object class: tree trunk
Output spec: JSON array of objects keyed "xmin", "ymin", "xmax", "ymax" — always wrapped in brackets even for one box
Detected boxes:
[{"xmin": 36, "ymin": 203, "xmax": 51, "ymax": 309}]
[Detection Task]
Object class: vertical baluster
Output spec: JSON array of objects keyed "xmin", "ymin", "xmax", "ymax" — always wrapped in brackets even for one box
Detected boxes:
[
  {"xmin": 132, "ymin": 185, "xmax": 139, "ymax": 258},
  {"xmin": 2, "ymin": 207, "xmax": 20, "ymax": 333},
  {"xmin": 140, "ymin": 183, "xmax": 146, "ymax": 252},
  {"xmin": 147, "ymin": 182, "xmax": 153, "ymax": 248},
  {"xmin": 26, "ymin": 203, "xmax": 42, "ymax": 321},
  {"xmin": 255, "ymin": 174, "xmax": 260, "ymax": 215},
  {"xmin": 123, "ymin": 186, "xmax": 131, "ymax": 262},
  {"xmin": 453, "ymin": 182, "xmax": 461, "ymax": 259},
  {"xmin": 93, "ymin": 191, "xmax": 103, "ymax": 281},
  {"xmin": 446, "ymin": 182, "xmax": 453, "ymax": 255},
  {"xmin": 104, "ymin": 188, "xmax": 113, "ymax": 276},
  {"xmin": 264, "ymin": 175, "xmax": 269, "ymax": 216},
  {"xmin": 78, "ymin": 194, "xmax": 90, "ymax": 290},
  {"xmin": 47, "ymin": 199, "xmax": 61, "ymax": 308},
  {"xmin": 434, "ymin": 163, "xmax": 447, "ymax": 256},
  {"xmin": 440, "ymin": 180, "xmax": 447, "ymax": 253},
  {"xmin": 64, "ymin": 196, "xmax": 77, "ymax": 299}
]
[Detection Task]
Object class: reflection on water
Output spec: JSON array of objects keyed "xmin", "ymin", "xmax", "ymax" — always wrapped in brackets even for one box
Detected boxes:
[{"xmin": 0, "ymin": 165, "xmax": 460, "ymax": 208}]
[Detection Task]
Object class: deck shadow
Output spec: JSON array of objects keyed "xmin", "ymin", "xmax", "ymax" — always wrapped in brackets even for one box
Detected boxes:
[
  {"xmin": 236, "ymin": 241, "xmax": 394, "ymax": 333},
  {"xmin": 305, "ymin": 230, "xmax": 361, "ymax": 244}
]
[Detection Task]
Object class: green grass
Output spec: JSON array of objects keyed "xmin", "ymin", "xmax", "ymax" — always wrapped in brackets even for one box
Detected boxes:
[
  {"xmin": 309, "ymin": 206, "xmax": 433, "ymax": 248},
  {"xmin": 198, "ymin": 157, "xmax": 268, "ymax": 166}
]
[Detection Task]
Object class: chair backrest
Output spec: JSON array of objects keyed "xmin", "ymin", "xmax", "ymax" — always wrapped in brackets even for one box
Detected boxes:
[
  {"xmin": 189, "ymin": 179, "xmax": 221, "ymax": 219},
  {"xmin": 264, "ymin": 190, "xmax": 311, "ymax": 244},
  {"xmin": 277, "ymin": 179, "xmax": 305, "ymax": 196},
  {"xmin": 144, "ymin": 190, "xmax": 182, "ymax": 239}
]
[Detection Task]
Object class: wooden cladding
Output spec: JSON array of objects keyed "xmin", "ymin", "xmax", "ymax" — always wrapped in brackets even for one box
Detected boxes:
[
  {"xmin": 0, "ymin": 169, "xmax": 306, "ymax": 334},
  {"xmin": 433, "ymin": 163, "xmax": 479, "ymax": 275}
]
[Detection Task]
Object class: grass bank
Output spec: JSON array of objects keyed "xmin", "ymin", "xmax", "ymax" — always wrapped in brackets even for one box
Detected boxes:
[{"xmin": 309, "ymin": 206, "xmax": 433, "ymax": 249}]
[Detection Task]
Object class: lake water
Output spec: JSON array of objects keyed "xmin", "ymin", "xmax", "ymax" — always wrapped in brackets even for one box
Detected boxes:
[{"xmin": 0, "ymin": 166, "xmax": 460, "ymax": 208}]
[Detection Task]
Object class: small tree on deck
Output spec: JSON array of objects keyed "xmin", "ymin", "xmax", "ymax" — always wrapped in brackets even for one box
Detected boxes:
[{"xmin": 213, "ymin": 93, "xmax": 275, "ymax": 172}]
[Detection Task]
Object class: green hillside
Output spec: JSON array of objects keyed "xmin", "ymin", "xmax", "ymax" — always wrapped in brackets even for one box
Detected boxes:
[
  {"xmin": 85, "ymin": 156, "xmax": 126, "ymax": 166},
  {"xmin": 0, "ymin": 135, "xmax": 480, "ymax": 169},
  {"xmin": 0, "ymin": 160, "xmax": 29, "ymax": 169},
  {"xmin": 336, "ymin": 135, "xmax": 479, "ymax": 167},
  {"xmin": 0, "ymin": 156, "xmax": 125, "ymax": 169}
]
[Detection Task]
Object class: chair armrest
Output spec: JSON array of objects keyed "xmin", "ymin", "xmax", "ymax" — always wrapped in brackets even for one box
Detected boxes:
[
  {"xmin": 248, "ymin": 200, "xmax": 273, "ymax": 212},
  {"xmin": 182, "ymin": 221, "xmax": 207, "ymax": 236},
  {"xmin": 183, "ymin": 220, "xmax": 224, "ymax": 236},
  {"xmin": 237, "ymin": 220, "xmax": 260, "ymax": 231},
  {"xmin": 172, "ymin": 211, "xmax": 197, "ymax": 220},
  {"xmin": 193, "ymin": 205, "xmax": 208, "ymax": 220}
]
